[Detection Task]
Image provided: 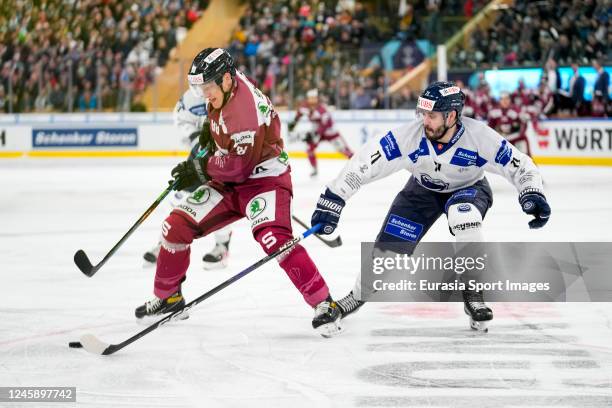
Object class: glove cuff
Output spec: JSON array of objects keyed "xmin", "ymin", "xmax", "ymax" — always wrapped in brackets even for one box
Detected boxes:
[
  {"xmin": 518, "ymin": 188, "xmax": 544, "ymax": 203},
  {"xmin": 324, "ymin": 188, "xmax": 346, "ymax": 205}
]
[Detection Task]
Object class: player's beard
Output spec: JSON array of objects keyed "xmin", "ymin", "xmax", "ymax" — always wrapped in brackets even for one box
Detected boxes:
[{"xmin": 424, "ymin": 124, "xmax": 447, "ymax": 141}]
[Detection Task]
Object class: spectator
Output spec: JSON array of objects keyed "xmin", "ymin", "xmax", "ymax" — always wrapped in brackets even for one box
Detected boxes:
[
  {"xmin": 0, "ymin": 0, "xmax": 208, "ymax": 113},
  {"xmin": 593, "ymin": 59, "xmax": 610, "ymax": 103},
  {"xmin": 350, "ymin": 85, "xmax": 373, "ymax": 109},
  {"xmin": 557, "ymin": 63, "xmax": 586, "ymax": 115},
  {"xmin": 570, "ymin": 63, "xmax": 587, "ymax": 115}
]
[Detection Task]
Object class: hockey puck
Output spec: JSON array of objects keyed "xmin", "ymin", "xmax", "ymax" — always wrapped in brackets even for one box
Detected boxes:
[{"xmin": 68, "ymin": 341, "xmax": 83, "ymax": 348}]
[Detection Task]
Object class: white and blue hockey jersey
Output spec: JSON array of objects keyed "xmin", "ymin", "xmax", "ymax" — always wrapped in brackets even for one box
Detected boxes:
[
  {"xmin": 173, "ymin": 90, "xmax": 208, "ymax": 145},
  {"xmin": 328, "ymin": 116, "xmax": 543, "ymax": 200}
]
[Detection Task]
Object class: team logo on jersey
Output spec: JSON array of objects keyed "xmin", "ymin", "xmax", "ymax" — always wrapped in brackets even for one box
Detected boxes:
[
  {"xmin": 187, "ymin": 187, "xmax": 211, "ymax": 205},
  {"xmin": 379, "ymin": 131, "xmax": 401, "ymax": 161},
  {"xmin": 419, "ymin": 173, "xmax": 449, "ymax": 191}
]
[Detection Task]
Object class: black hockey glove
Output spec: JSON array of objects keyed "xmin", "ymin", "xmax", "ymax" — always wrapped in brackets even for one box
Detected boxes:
[
  {"xmin": 303, "ymin": 131, "xmax": 316, "ymax": 144},
  {"xmin": 311, "ymin": 188, "xmax": 346, "ymax": 235},
  {"xmin": 519, "ymin": 189, "xmax": 551, "ymax": 229},
  {"xmin": 170, "ymin": 155, "xmax": 210, "ymax": 191},
  {"xmin": 199, "ymin": 118, "xmax": 216, "ymax": 153},
  {"xmin": 287, "ymin": 120, "xmax": 297, "ymax": 132},
  {"xmin": 188, "ymin": 130, "xmax": 200, "ymax": 143}
]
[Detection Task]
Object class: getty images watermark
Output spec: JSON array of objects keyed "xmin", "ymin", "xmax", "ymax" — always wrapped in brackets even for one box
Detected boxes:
[{"xmin": 359, "ymin": 242, "xmax": 612, "ymax": 302}]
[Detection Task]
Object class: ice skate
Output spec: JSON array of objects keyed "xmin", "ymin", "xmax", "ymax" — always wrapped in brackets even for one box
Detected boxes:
[
  {"xmin": 135, "ymin": 290, "xmax": 189, "ymax": 321},
  {"xmin": 463, "ymin": 290, "xmax": 493, "ymax": 332},
  {"xmin": 202, "ymin": 238, "xmax": 230, "ymax": 270},
  {"xmin": 310, "ymin": 168, "xmax": 318, "ymax": 178},
  {"xmin": 336, "ymin": 291, "xmax": 365, "ymax": 319},
  {"xmin": 143, "ymin": 242, "xmax": 161, "ymax": 265},
  {"xmin": 312, "ymin": 296, "xmax": 342, "ymax": 338}
]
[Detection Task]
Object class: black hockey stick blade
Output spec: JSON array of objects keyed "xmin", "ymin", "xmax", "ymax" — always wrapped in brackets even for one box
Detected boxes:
[
  {"xmin": 73, "ymin": 148, "xmax": 210, "ymax": 278},
  {"xmin": 291, "ymin": 215, "xmax": 342, "ymax": 248},
  {"xmin": 74, "ymin": 250, "xmax": 97, "ymax": 277}
]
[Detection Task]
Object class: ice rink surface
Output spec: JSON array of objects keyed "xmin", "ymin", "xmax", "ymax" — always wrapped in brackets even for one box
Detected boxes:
[{"xmin": 2, "ymin": 157, "xmax": 612, "ymax": 407}]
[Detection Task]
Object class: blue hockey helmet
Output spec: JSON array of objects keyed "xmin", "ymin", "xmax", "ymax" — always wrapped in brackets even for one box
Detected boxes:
[
  {"xmin": 188, "ymin": 48, "xmax": 236, "ymax": 97},
  {"xmin": 417, "ymin": 81, "xmax": 465, "ymax": 118}
]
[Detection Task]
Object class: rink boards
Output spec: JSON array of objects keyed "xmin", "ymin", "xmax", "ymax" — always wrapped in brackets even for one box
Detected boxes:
[{"xmin": 0, "ymin": 111, "xmax": 610, "ymax": 165}]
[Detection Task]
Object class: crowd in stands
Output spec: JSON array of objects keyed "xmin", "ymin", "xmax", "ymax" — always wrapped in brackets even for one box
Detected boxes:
[
  {"xmin": 0, "ymin": 0, "xmax": 608, "ymax": 116},
  {"xmin": 451, "ymin": 0, "xmax": 611, "ymax": 68},
  {"xmin": 229, "ymin": 0, "xmax": 485, "ymax": 109},
  {"xmin": 0, "ymin": 0, "xmax": 208, "ymax": 113}
]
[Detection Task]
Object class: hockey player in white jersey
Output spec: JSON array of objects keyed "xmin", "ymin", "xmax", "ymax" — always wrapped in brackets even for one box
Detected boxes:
[
  {"xmin": 143, "ymin": 89, "xmax": 233, "ymax": 269},
  {"xmin": 311, "ymin": 81, "xmax": 551, "ymax": 331}
]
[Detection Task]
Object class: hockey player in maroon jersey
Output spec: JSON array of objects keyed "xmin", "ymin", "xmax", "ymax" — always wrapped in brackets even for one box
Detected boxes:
[
  {"xmin": 287, "ymin": 89, "xmax": 353, "ymax": 177},
  {"xmin": 135, "ymin": 48, "xmax": 342, "ymax": 337},
  {"xmin": 488, "ymin": 92, "xmax": 533, "ymax": 157}
]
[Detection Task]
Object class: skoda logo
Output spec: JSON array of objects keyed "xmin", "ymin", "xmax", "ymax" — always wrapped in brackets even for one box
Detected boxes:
[
  {"xmin": 187, "ymin": 188, "xmax": 211, "ymax": 205},
  {"xmin": 249, "ymin": 197, "xmax": 266, "ymax": 219}
]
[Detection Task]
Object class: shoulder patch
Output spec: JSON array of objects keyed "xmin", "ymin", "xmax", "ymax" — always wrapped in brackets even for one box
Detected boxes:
[
  {"xmin": 189, "ymin": 104, "xmax": 208, "ymax": 116},
  {"xmin": 379, "ymin": 131, "xmax": 402, "ymax": 161},
  {"xmin": 494, "ymin": 140, "xmax": 513, "ymax": 166}
]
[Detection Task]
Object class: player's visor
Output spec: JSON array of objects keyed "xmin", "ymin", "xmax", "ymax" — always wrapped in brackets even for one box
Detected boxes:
[{"xmin": 187, "ymin": 73, "xmax": 218, "ymax": 98}]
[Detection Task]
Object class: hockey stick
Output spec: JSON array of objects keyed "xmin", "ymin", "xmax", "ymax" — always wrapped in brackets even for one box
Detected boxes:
[
  {"xmin": 74, "ymin": 149, "xmax": 209, "ymax": 277},
  {"xmin": 74, "ymin": 224, "xmax": 322, "ymax": 355},
  {"xmin": 291, "ymin": 215, "xmax": 342, "ymax": 248}
]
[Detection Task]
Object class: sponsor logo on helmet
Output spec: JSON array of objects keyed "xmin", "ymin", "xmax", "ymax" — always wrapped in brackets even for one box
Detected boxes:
[
  {"xmin": 417, "ymin": 97, "xmax": 435, "ymax": 111},
  {"xmin": 440, "ymin": 86, "xmax": 460, "ymax": 96},
  {"xmin": 188, "ymin": 73, "xmax": 204, "ymax": 84},
  {"xmin": 204, "ymin": 48, "xmax": 225, "ymax": 64}
]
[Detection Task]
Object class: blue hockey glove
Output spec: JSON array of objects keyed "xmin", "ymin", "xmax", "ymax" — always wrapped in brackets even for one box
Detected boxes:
[
  {"xmin": 519, "ymin": 189, "xmax": 551, "ymax": 229},
  {"xmin": 312, "ymin": 188, "xmax": 346, "ymax": 235}
]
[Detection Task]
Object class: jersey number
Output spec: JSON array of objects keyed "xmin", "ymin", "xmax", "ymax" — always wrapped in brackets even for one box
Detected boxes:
[{"xmin": 370, "ymin": 151, "xmax": 382, "ymax": 165}]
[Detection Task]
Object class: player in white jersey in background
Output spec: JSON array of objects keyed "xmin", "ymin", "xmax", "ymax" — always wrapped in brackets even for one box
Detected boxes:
[
  {"xmin": 311, "ymin": 81, "xmax": 551, "ymax": 331},
  {"xmin": 143, "ymin": 89, "xmax": 232, "ymax": 269}
]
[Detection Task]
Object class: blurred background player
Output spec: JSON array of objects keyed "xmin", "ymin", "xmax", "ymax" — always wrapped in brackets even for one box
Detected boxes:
[
  {"xmin": 311, "ymin": 81, "xmax": 550, "ymax": 332},
  {"xmin": 488, "ymin": 92, "xmax": 532, "ymax": 157},
  {"xmin": 143, "ymin": 89, "xmax": 232, "ymax": 269},
  {"xmin": 287, "ymin": 89, "xmax": 353, "ymax": 177},
  {"xmin": 135, "ymin": 48, "xmax": 342, "ymax": 337}
]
